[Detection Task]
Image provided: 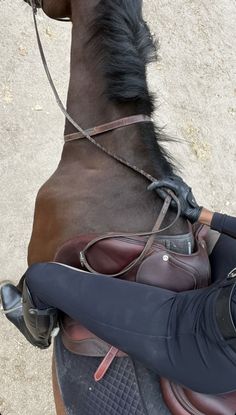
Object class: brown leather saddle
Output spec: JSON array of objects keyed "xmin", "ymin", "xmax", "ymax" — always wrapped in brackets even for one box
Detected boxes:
[{"xmin": 54, "ymin": 225, "xmax": 236, "ymax": 414}]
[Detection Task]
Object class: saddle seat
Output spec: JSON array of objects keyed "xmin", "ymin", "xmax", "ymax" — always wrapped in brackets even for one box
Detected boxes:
[{"xmin": 54, "ymin": 228, "xmax": 236, "ymax": 414}]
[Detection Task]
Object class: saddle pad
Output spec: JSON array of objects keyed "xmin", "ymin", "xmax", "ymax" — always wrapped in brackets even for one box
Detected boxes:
[
  {"xmin": 161, "ymin": 378, "xmax": 236, "ymax": 415},
  {"xmin": 54, "ymin": 334, "xmax": 172, "ymax": 415}
]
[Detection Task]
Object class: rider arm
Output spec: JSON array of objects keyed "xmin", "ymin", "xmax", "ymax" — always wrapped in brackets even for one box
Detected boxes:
[{"xmin": 209, "ymin": 212, "xmax": 236, "ymax": 239}]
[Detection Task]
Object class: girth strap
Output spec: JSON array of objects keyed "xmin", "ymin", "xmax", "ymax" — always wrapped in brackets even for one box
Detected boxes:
[{"xmin": 94, "ymin": 346, "xmax": 120, "ymax": 382}]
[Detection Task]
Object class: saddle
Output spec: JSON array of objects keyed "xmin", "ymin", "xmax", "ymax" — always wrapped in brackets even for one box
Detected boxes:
[
  {"xmin": 160, "ymin": 379, "xmax": 236, "ymax": 415},
  {"xmin": 54, "ymin": 225, "xmax": 236, "ymax": 414}
]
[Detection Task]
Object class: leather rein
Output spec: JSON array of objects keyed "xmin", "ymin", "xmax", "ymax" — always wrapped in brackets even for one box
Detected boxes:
[{"xmin": 29, "ymin": 0, "xmax": 182, "ymax": 277}]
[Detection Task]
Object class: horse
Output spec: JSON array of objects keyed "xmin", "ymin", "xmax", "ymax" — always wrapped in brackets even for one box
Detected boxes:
[{"xmin": 20, "ymin": 1, "xmax": 236, "ymax": 414}]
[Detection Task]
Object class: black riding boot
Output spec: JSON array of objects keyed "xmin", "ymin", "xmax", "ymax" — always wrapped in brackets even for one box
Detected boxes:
[{"xmin": 0, "ymin": 281, "xmax": 59, "ymax": 349}]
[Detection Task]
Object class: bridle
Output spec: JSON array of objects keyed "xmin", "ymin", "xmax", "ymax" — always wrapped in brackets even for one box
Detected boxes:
[
  {"xmin": 28, "ymin": 0, "xmax": 182, "ymax": 276},
  {"xmin": 29, "ymin": 0, "xmax": 70, "ymax": 21}
]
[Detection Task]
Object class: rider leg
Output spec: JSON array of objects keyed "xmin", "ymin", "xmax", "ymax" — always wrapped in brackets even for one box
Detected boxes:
[
  {"xmin": 20, "ymin": 262, "xmax": 236, "ymax": 394},
  {"xmin": 1, "ymin": 234, "xmax": 236, "ymax": 392}
]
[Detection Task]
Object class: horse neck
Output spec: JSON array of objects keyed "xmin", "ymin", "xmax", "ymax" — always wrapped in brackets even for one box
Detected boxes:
[
  {"xmin": 64, "ymin": 17, "xmax": 154, "ymax": 177},
  {"xmin": 60, "ymin": 2, "xmax": 188, "ymax": 236},
  {"xmin": 64, "ymin": 4, "xmax": 166, "ymax": 175},
  {"xmin": 64, "ymin": 3, "xmax": 134, "ymax": 134}
]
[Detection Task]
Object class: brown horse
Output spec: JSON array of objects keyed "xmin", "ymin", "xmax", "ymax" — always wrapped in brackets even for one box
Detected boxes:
[
  {"xmin": 23, "ymin": 0, "xmax": 192, "ymax": 414},
  {"xmin": 26, "ymin": 0, "xmax": 189, "ymax": 267}
]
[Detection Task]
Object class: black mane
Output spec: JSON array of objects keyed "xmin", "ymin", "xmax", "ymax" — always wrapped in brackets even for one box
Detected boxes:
[
  {"xmin": 91, "ymin": 0, "xmax": 175, "ymax": 176},
  {"xmin": 93, "ymin": 0, "xmax": 157, "ymax": 113}
]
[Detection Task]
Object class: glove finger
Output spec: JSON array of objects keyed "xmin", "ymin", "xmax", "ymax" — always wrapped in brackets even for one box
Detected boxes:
[
  {"xmin": 155, "ymin": 188, "xmax": 169, "ymax": 200},
  {"xmin": 148, "ymin": 181, "xmax": 165, "ymax": 190},
  {"xmin": 148, "ymin": 180, "xmax": 178, "ymax": 192},
  {"xmin": 156, "ymin": 188, "xmax": 179, "ymax": 208}
]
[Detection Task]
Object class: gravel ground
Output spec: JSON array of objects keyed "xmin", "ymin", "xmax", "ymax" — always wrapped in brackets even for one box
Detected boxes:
[{"xmin": 0, "ymin": 1, "xmax": 235, "ymax": 414}]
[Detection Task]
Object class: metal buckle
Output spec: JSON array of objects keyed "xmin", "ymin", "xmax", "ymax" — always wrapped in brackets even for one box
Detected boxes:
[
  {"xmin": 30, "ymin": 0, "xmax": 41, "ymax": 14},
  {"xmin": 1, "ymin": 304, "xmax": 23, "ymax": 315},
  {"xmin": 80, "ymin": 251, "xmax": 86, "ymax": 267},
  {"xmin": 227, "ymin": 268, "xmax": 236, "ymax": 280},
  {"xmin": 51, "ymin": 326, "xmax": 60, "ymax": 338}
]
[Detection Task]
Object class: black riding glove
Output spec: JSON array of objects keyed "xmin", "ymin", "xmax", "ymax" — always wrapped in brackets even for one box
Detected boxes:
[{"xmin": 148, "ymin": 175, "xmax": 202, "ymax": 224}]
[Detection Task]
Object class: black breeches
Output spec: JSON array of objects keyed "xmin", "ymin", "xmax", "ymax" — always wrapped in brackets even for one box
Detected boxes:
[
  {"xmin": 209, "ymin": 234, "xmax": 236, "ymax": 282},
  {"xmin": 25, "ymin": 234, "xmax": 236, "ymax": 394}
]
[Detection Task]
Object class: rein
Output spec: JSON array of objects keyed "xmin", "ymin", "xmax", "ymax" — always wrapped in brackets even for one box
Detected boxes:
[
  {"xmin": 64, "ymin": 115, "xmax": 152, "ymax": 143},
  {"xmin": 29, "ymin": 0, "xmax": 182, "ymax": 276}
]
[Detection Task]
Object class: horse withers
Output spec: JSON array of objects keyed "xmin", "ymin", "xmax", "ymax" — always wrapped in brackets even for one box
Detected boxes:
[{"xmin": 21, "ymin": 1, "xmax": 236, "ymax": 414}]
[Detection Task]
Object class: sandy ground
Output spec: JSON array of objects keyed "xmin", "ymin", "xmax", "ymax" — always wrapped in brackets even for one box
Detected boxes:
[{"xmin": 0, "ymin": 0, "xmax": 235, "ymax": 414}]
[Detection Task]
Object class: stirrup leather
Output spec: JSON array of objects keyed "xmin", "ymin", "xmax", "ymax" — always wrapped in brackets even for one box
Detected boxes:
[{"xmin": 23, "ymin": 281, "xmax": 59, "ymax": 347}]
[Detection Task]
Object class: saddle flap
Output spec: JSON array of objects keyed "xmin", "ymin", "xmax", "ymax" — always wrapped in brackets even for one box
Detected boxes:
[
  {"xmin": 136, "ymin": 240, "xmax": 211, "ymax": 291},
  {"xmin": 136, "ymin": 249, "xmax": 197, "ymax": 291},
  {"xmin": 61, "ymin": 315, "xmax": 127, "ymax": 358}
]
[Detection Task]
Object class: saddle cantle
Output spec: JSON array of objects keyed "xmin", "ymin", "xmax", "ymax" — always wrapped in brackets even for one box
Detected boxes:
[
  {"xmin": 160, "ymin": 378, "xmax": 236, "ymax": 415},
  {"xmin": 53, "ymin": 225, "xmax": 236, "ymax": 414}
]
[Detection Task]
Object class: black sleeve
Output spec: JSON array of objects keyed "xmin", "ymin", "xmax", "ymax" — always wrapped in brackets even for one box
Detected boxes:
[{"xmin": 210, "ymin": 212, "xmax": 236, "ymax": 239}]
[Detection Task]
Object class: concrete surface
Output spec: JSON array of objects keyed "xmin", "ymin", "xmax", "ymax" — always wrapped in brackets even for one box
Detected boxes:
[{"xmin": 0, "ymin": 0, "xmax": 235, "ymax": 414}]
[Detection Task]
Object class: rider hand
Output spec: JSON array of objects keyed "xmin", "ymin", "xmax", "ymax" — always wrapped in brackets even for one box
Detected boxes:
[{"xmin": 148, "ymin": 174, "xmax": 202, "ymax": 223}]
